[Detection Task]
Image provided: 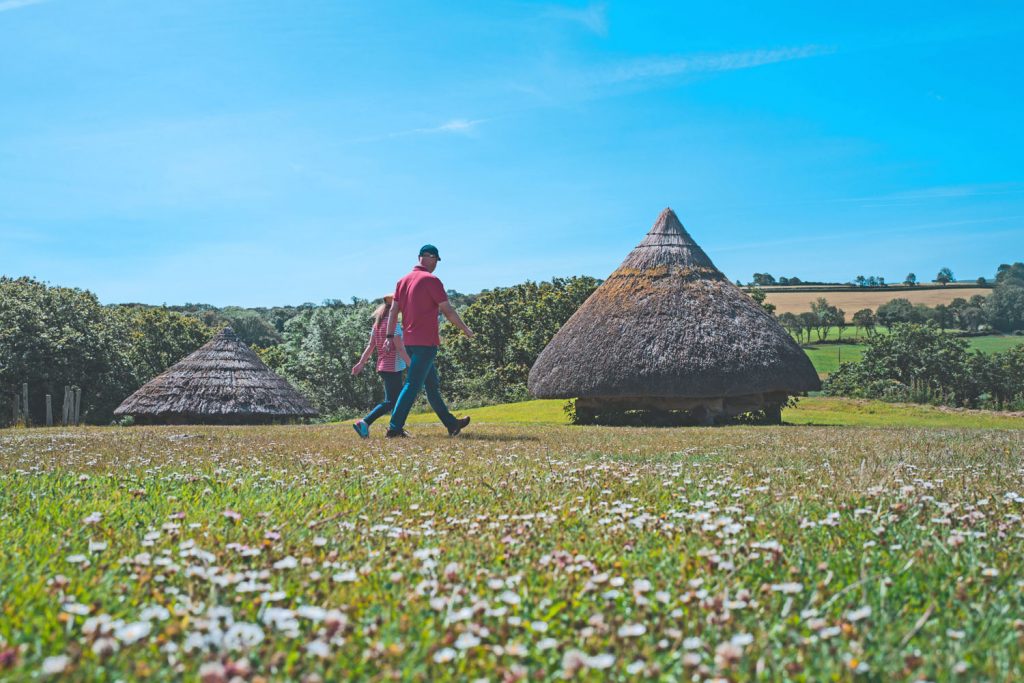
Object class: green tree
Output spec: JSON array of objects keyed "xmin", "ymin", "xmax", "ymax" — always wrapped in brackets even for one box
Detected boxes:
[
  {"xmin": 747, "ymin": 287, "xmax": 776, "ymax": 315},
  {"xmin": 904, "ymin": 273, "xmax": 917, "ymax": 286},
  {"xmin": 273, "ymin": 301, "xmax": 381, "ymax": 417},
  {"xmin": 852, "ymin": 308, "xmax": 876, "ymax": 338},
  {"xmin": 797, "ymin": 312, "xmax": 817, "ymax": 344},
  {"xmin": 810, "ymin": 298, "xmax": 839, "ymax": 341},
  {"xmin": 936, "ymin": 267, "xmax": 954, "ymax": 285},
  {"xmin": 439, "ymin": 277, "xmax": 600, "ymax": 404},
  {"xmin": 995, "ymin": 262, "xmax": 1024, "ymax": 287},
  {"xmin": 108, "ymin": 306, "xmax": 211, "ymax": 384},
  {"xmin": 876, "ymin": 298, "xmax": 920, "ymax": 328},
  {"xmin": 825, "ymin": 323, "xmax": 972, "ymax": 405},
  {"xmin": 751, "ymin": 273, "xmax": 776, "ymax": 286},
  {"xmin": 985, "ymin": 283, "xmax": 1024, "ymax": 332}
]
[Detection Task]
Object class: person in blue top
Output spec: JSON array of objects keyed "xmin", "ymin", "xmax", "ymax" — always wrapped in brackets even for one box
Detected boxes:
[{"xmin": 350, "ymin": 294, "xmax": 412, "ymax": 438}]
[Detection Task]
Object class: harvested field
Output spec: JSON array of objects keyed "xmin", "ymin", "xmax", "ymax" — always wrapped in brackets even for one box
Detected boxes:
[
  {"xmin": 2, "ymin": 417, "xmax": 1024, "ymax": 680},
  {"xmin": 765, "ymin": 287, "xmax": 991, "ymax": 315}
]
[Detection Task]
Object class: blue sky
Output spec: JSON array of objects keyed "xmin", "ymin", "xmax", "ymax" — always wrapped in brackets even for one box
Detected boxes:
[{"xmin": 2, "ymin": 1, "xmax": 1022, "ymax": 306}]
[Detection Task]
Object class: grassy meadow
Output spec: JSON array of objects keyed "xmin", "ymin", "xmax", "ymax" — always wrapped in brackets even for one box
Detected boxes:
[{"xmin": 3, "ymin": 408, "xmax": 1024, "ymax": 681}]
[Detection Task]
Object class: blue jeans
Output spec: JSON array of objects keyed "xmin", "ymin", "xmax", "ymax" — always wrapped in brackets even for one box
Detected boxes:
[
  {"xmin": 362, "ymin": 370, "xmax": 404, "ymax": 425},
  {"xmin": 388, "ymin": 345, "xmax": 457, "ymax": 432}
]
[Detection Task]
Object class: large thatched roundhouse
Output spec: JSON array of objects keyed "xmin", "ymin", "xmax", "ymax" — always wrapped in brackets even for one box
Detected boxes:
[
  {"xmin": 114, "ymin": 327, "xmax": 318, "ymax": 425},
  {"xmin": 528, "ymin": 208, "xmax": 820, "ymax": 424}
]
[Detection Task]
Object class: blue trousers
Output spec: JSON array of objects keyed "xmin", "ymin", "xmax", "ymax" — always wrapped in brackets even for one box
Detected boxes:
[
  {"xmin": 362, "ymin": 370, "xmax": 404, "ymax": 425},
  {"xmin": 388, "ymin": 345, "xmax": 457, "ymax": 432}
]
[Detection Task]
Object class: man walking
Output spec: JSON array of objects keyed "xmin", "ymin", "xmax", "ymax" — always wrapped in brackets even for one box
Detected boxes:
[{"xmin": 382, "ymin": 244, "xmax": 475, "ymax": 438}]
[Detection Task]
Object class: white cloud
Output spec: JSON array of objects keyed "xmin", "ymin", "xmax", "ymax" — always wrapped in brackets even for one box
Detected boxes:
[
  {"xmin": 351, "ymin": 118, "xmax": 487, "ymax": 144},
  {"xmin": 594, "ymin": 45, "xmax": 833, "ymax": 85},
  {"xmin": 0, "ymin": 0, "xmax": 47, "ymax": 12},
  {"xmin": 544, "ymin": 2, "xmax": 608, "ymax": 36},
  {"xmin": 854, "ymin": 182, "xmax": 1024, "ymax": 203},
  {"xmin": 428, "ymin": 118, "xmax": 485, "ymax": 134}
]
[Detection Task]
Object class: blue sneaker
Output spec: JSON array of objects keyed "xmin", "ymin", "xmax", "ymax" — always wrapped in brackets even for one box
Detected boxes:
[{"xmin": 352, "ymin": 420, "xmax": 369, "ymax": 438}]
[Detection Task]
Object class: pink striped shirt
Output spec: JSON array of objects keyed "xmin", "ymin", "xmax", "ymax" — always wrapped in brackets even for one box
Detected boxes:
[{"xmin": 370, "ymin": 322, "xmax": 406, "ymax": 372}]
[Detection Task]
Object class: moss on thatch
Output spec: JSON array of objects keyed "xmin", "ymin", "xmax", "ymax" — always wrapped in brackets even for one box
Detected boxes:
[
  {"xmin": 528, "ymin": 208, "xmax": 820, "ymax": 409},
  {"xmin": 114, "ymin": 327, "xmax": 318, "ymax": 425}
]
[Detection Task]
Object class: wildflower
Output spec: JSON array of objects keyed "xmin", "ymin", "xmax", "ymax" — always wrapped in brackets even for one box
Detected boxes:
[
  {"xmin": 537, "ymin": 638, "xmax": 558, "ymax": 650},
  {"xmin": 714, "ymin": 641, "xmax": 743, "ymax": 667},
  {"xmin": 223, "ymin": 623, "xmax": 265, "ymax": 650},
  {"xmin": 683, "ymin": 637, "xmax": 703, "ymax": 650},
  {"xmin": 139, "ymin": 605, "xmax": 170, "ymax": 622},
  {"xmin": 333, "ymin": 569, "xmax": 358, "ymax": 583},
  {"xmin": 845, "ymin": 606, "xmax": 872, "ymax": 622},
  {"xmin": 499, "ymin": 590, "xmax": 521, "ymax": 605},
  {"xmin": 433, "ymin": 647, "xmax": 457, "ymax": 663},
  {"xmin": 273, "ymin": 556, "xmax": 298, "ymax": 570},
  {"xmin": 222, "ymin": 510, "xmax": 241, "ymax": 522},
  {"xmin": 62, "ymin": 602, "xmax": 90, "ymax": 616},
  {"xmin": 66, "ymin": 554, "xmax": 87, "ymax": 564},
  {"xmin": 40, "ymin": 655, "xmax": 70, "ymax": 676},
  {"xmin": 198, "ymin": 661, "xmax": 227, "ymax": 683},
  {"xmin": 306, "ymin": 640, "xmax": 330, "ymax": 658},
  {"xmin": 88, "ymin": 540, "xmax": 107, "ymax": 553},
  {"xmin": 982, "ymin": 567, "xmax": 999, "ymax": 578},
  {"xmin": 296, "ymin": 606, "xmax": 327, "ymax": 621},
  {"xmin": 563, "ymin": 649, "xmax": 615, "ymax": 675},
  {"xmin": 770, "ymin": 582, "xmax": 803, "ymax": 594},
  {"xmin": 92, "ymin": 637, "xmax": 119, "ymax": 659},
  {"xmin": 114, "ymin": 621, "xmax": 152, "ymax": 645},
  {"xmin": 617, "ymin": 623, "xmax": 646, "ymax": 637},
  {"xmin": 454, "ymin": 632, "xmax": 481, "ymax": 650},
  {"xmin": 83, "ymin": 512, "xmax": 102, "ymax": 525}
]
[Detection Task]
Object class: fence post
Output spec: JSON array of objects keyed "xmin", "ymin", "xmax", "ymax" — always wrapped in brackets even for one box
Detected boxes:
[
  {"xmin": 12, "ymin": 394, "xmax": 18, "ymax": 426},
  {"xmin": 73, "ymin": 387, "xmax": 81, "ymax": 426},
  {"xmin": 22, "ymin": 383, "xmax": 29, "ymax": 427},
  {"xmin": 63, "ymin": 386, "xmax": 71, "ymax": 426},
  {"xmin": 46, "ymin": 394, "xmax": 53, "ymax": 427}
]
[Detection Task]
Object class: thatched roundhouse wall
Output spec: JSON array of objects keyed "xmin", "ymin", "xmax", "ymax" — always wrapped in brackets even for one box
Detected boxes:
[
  {"xmin": 528, "ymin": 208, "xmax": 820, "ymax": 421},
  {"xmin": 114, "ymin": 327, "xmax": 318, "ymax": 425}
]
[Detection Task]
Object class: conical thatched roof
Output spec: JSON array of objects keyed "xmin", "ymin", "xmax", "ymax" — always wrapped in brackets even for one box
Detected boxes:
[
  {"xmin": 114, "ymin": 327, "xmax": 318, "ymax": 424},
  {"xmin": 528, "ymin": 208, "xmax": 821, "ymax": 400}
]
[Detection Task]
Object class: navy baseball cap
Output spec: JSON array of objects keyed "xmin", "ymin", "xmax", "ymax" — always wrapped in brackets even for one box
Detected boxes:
[{"xmin": 419, "ymin": 244, "xmax": 441, "ymax": 260}]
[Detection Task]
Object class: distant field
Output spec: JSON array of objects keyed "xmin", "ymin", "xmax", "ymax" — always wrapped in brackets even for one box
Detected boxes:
[
  {"xmin": 765, "ymin": 286, "xmax": 990, "ymax": 314},
  {"xmin": 802, "ymin": 334, "xmax": 1024, "ymax": 376}
]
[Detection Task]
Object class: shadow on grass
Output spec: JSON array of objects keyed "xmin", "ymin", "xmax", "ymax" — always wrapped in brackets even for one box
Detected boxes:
[{"xmin": 448, "ymin": 432, "xmax": 541, "ymax": 442}]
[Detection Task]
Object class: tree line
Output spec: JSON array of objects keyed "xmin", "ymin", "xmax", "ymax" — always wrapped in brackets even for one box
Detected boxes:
[
  {"xmin": 3, "ymin": 263, "xmax": 1021, "ymax": 425},
  {"xmin": 0, "ymin": 275, "xmax": 594, "ymax": 425}
]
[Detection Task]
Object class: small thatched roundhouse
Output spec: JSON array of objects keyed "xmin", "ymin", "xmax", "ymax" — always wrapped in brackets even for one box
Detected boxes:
[
  {"xmin": 528, "ymin": 208, "xmax": 820, "ymax": 424},
  {"xmin": 114, "ymin": 327, "xmax": 318, "ymax": 425}
]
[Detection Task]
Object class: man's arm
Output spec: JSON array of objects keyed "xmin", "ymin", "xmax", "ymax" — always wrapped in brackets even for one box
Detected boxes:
[
  {"xmin": 439, "ymin": 301, "xmax": 474, "ymax": 338},
  {"xmin": 382, "ymin": 304, "xmax": 400, "ymax": 353}
]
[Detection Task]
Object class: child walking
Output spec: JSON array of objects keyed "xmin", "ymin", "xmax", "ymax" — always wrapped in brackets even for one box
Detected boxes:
[{"xmin": 351, "ymin": 294, "xmax": 412, "ymax": 438}]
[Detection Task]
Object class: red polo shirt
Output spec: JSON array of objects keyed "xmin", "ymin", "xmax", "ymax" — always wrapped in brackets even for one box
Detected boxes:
[{"xmin": 394, "ymin": 266, "xmax": 448, "ymax": 346}]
